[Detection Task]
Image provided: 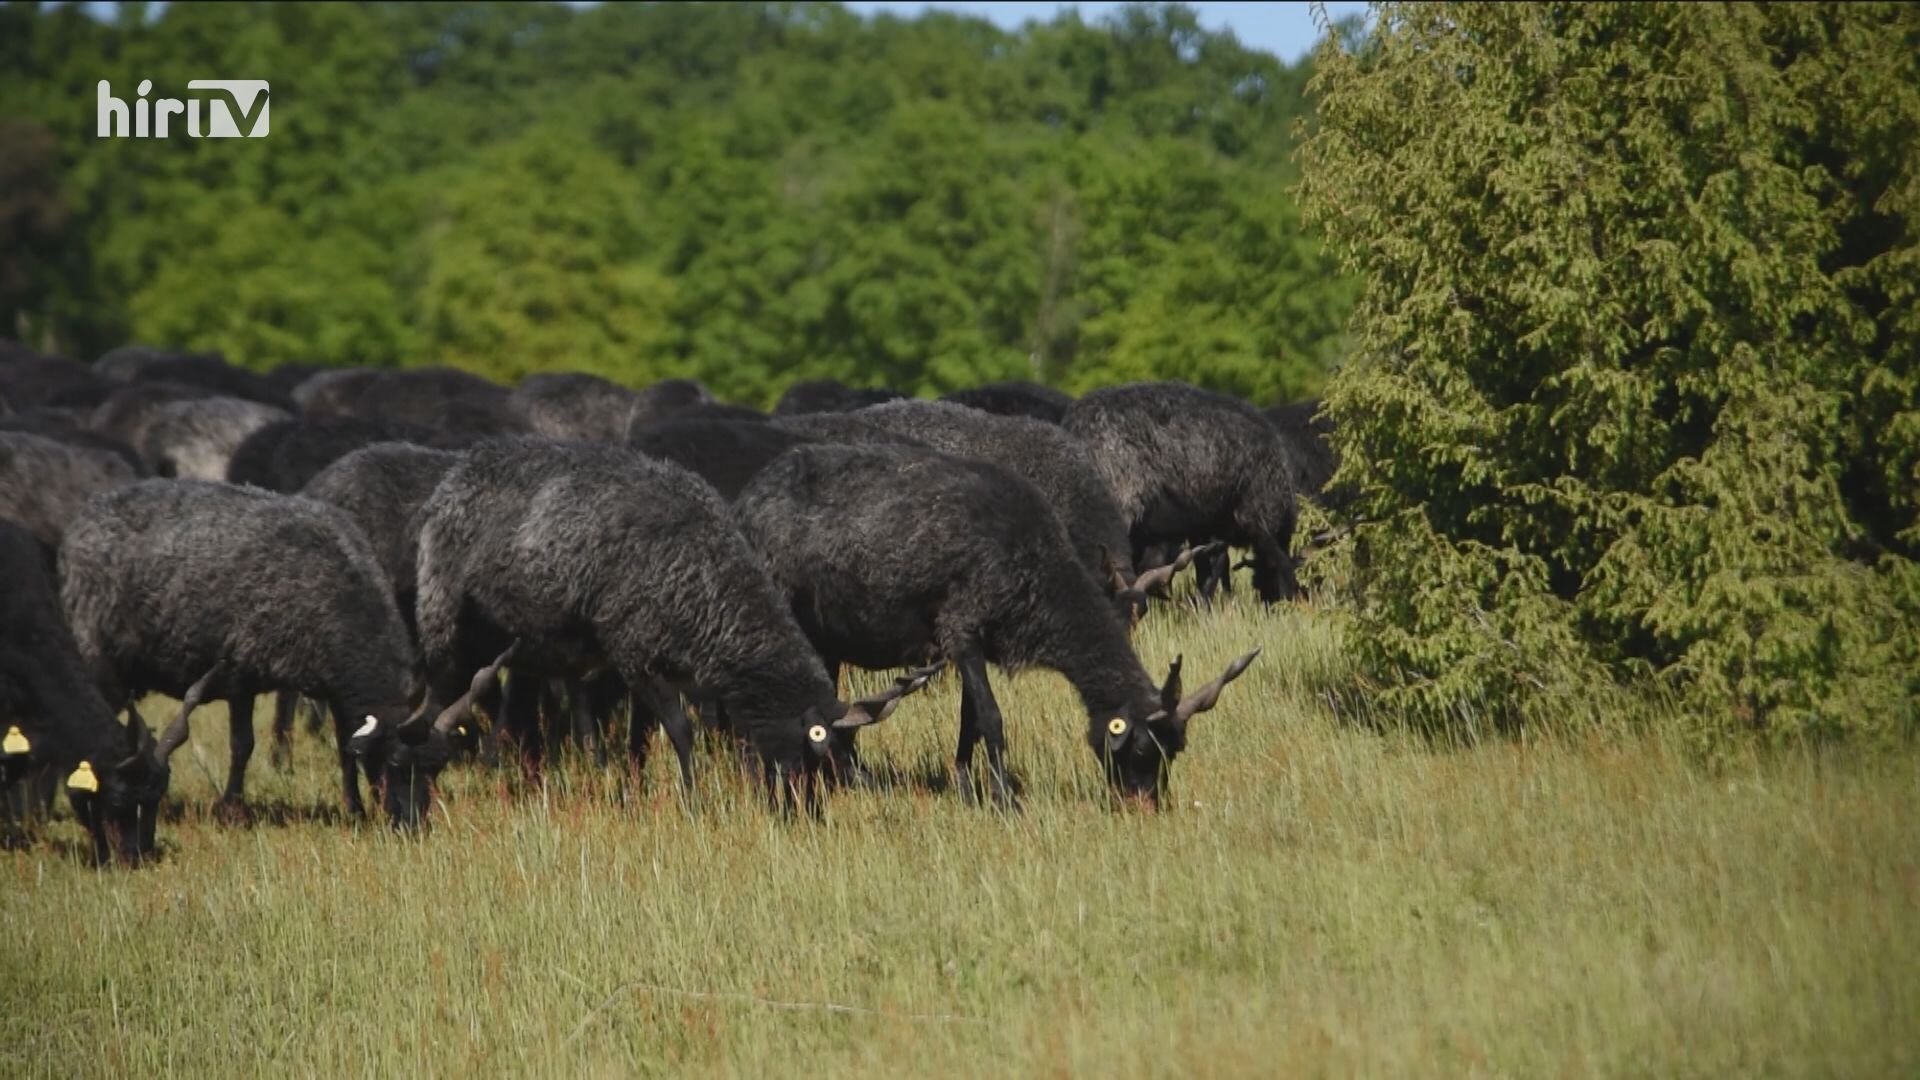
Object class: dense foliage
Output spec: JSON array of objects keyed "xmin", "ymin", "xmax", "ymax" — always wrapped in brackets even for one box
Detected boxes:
[
  {"xmin": 1300, "ymin": 2, "xmax": 1920, "ymax": 745},
  {"xmin": 0, "ymin": 0, "xmax": 1353, "ymax": 407}
]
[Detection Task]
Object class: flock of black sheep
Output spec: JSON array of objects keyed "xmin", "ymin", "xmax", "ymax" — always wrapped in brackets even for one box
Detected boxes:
[{"xmin": 0, "ymin": 343, "xmax": 1338, "ymax": 865}]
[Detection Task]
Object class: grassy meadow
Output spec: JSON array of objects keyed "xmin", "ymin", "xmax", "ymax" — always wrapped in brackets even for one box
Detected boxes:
[{"xmin": 2, "ymin": 590, "xmax": 1916, "ymax": 1077}]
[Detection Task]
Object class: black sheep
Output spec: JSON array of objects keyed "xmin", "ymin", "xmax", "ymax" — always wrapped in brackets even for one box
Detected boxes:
[
  {"xmin": 87, "ymin": 380, "xmax": 221, "ymax": 454},
  {"xmin": 510, "ymin": 372, "xmax": 642, "ymax": 443},
  {"xmin": 0, "ymin": 352, "xmax": 110, "ymax": 412},
  {"xmin": 772, "ymin": 378, "xmax": 908, "ymax": 416},
  {"xmin": 368, "ymin": 439, "xmax": 935, "ymax": 824},
  {"xmin": 629, "ymin": 418, "xmax": 822, "ymax": 501},
  {"xmin": 226, "ymin": 415, "xmax": 444, "ymax": 494},
  {"xmin": 941, "ymin": 381, "xmax": 1074, "ymax": 424},
  {"xmin": 260, "ymin": 361, "xmax": 332, "ymax": 402},
  {"xmin": 735, "ymin": 442, "xmax": 1259, "ymax": 809},
  {"xmin": 630, "ymin": 377, "xmax": 716, "ymax": 425},
  {"xmin": 1264, "ymin": 398, "xmax": 1341, "ymax": 507},
  {"xmin": 135, "ymin": 396, "xmax": 290, "ymax": 480},
  {"xmin": 851, "ymin": 399, "xmax": 1202, "ymax": 620},
  {"xmin": 297, "ymin": 366, "xmax": 525, "ymax": 440},
  {"xmin": 58, "ymin": 480, "xmax": 420, "ymax": 820},
  {"xmin": 0, "ymin": 521, "xmax": 166, "ymax": 865},
  {"xmin": 0, "ymin": 408, "xmax": 145, "ymax": 473},
  {"xmin": 0, "ymin": 431, "xmax": 141, "ymax": 551},
  {"xmin": 301, "ymin": 444, "xmax": 466, "ymax": 630},
  {"xmin": 93, "ymin": 347, "xmax": 289, "ymax": 409},
  {"xmin": 1065, "ymin": 381, "xmax": 1303, "ymax": 603},
  {"xmin": 641, "ymin": 401, "xmax": 769, "ymax": 429},
  {"xmin": 286, "ymin": 443, "xmax": 469, "ymax": 763}
]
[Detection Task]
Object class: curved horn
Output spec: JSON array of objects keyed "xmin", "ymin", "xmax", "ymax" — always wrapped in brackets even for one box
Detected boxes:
[
  {"xmin": 833, "ymin": 660, "xmax": 946, "ymax": 730},
  {"xmin": 1159, "ymin": 654, "xmax": 1184, "ymax": 714},
  {"xmin": 1100, "ymin": 546, "xmax": 1130, "ymax": 595},
  {"xmin": 429, "ymin": 643, "xmax": 520, "ymax": 738},
  {"xmin": 155, "ymin": 664, "xmax": 224, "ymax": 761},
  {"xmin": 1130, "ymin": 543, "xmax": 1200, "ymax": 598},
  {"xmin": 1162, "ymin": 649, "xmax": 1261, "ymax": 733}
]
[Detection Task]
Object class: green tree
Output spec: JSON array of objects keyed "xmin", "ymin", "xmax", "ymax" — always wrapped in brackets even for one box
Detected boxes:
[{"xmin": 1299, "ymin": 2, "xmax": 1920, "ymax": 745}]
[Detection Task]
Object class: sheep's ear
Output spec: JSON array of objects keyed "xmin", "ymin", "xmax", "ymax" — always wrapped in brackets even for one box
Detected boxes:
[
  {"xmin": 1159, "ymin": 655, "xmax": 1184, "ymax": 714},
  {"xmin": 114, "ymin": 718, "xmax": 157, "ymax": 772}
]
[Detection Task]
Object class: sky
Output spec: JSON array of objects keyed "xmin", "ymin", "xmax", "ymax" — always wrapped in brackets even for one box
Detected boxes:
[
  {"xmin": 841, "ymin": 1, "xmax": 1370, "ymax": 63},
  {"xmin": 76, "ymin": 1, "xmax": 1372, "ymax": 65}
]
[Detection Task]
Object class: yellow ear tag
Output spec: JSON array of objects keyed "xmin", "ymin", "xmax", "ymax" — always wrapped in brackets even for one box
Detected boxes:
[
  {"xmin": 1107, "ymin": 718, "xmax": 1129, "ymax": 737},
  {"xmin": 2, "ymin": 726, "xmax": 28, "ymax": 755},
  {"xmin": 808, "ymin": 724, "xmax": 828, "ymax": 743},
  {"xmin": 67, "ymin": 761, "xmax": 100, "ymax": 793}
]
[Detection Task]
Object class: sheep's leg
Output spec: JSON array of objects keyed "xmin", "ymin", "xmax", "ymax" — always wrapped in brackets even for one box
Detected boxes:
[
  {"xmin": 328, "ymin": 702, "xmax": 368, "ymax": 820},
  {"xmin": 822, "ymin": 659, "xmax": 875, "ymax": 790},
  {"xmin": 1198, "ymin": 542, "xmax": 1233, "ymax": 602},
  {"xmin": 541, "ymin": 679, "xmax": 570, "ymax": 758},
  {"xmin": 637, "ymin": 680, "xmax": 695, "ymax": 796},
  {"xmin": 1249, "ymin": 530, "xmax": 1301, "ymax": 604},
  {"xmin": 626, "ymin": 690, "xmax": 656, "ymax": 786},
  {"xmin": 955, "ymin": 650, "xmax": 1017, "ymax": 810},
  {"xmin": 218, "ymin": 693, "xmax": 256, "ymax": 819},
  {"xmin": 499, "ymin": 672, "xmax": 545, "ymax": 781},
  {"xmin": 269, "ymin": 692, "xmax": 297, "ymax": 770},
  {"xmin": 954, "ymin": 677, "xmax": 982, "ymax": 802}
]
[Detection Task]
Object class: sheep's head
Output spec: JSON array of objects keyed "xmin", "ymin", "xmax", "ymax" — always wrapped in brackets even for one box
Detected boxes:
[
  {"xmin": 65, "ymin": 718, "xmax": 170, "ymax": 866},
  {"xmin": 1103, "ymin": 543, "xmax": 1222, "ymax": 627},
  {"xmin": 808, "ymin": 662, "xmax": 946, "ymax": 788},
  {"xmin": 350, "ymin": 645, "xmax": 516, "ymax": 830},
  {"xmin": 1093, "ymin": 650, "xmax": 1260, "ymax": 808}
]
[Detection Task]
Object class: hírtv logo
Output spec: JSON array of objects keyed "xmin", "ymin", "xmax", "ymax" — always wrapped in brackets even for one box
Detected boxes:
[{"xmin": 96, "ymin": 79, "xmax": 270, "ymax": 138}]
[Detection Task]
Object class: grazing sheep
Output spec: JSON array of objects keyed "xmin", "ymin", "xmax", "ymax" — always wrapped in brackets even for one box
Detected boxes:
[
  {"xmin": 1064, "ymin": 381, "xmax": 1303, "ymax": 603},
  {"xmin": 767, "ymin": 410, "xmax": 926, "ymax": 447},
  {"xmin": 0, "ymin": 408, "xmax": 145, "ymax": 473},
  {"xmin": 629, "ymin": 418, "xmax": 822, "ymax": 501},
  {"xmin": 301, "ymin": 444, "xmax": 465, "ymax": 633},
  {"xmin": 366, "ymin": 439, "xmax": 935, "ymax": 825},
  {"xmin": 629, "ymin": 377, "xmax": 716, "ymax": 426},
  {"xmin": 772, "ymin": 378, "xmax": 908, "ymax": 416},
  {"xmin": 510, "ymin": 372, "xmax": 642, "ymax": 443},
  {"xmin": 0, "ymin": 431, "xmax": 141, "ymax": 551},
  {"xmin": 136, "ymin": 396, "xmax": 290, "ymax": 480},
  {"xmin": 510, "ymin": 373, "xmax": 712, "ymax": 443},
  {"xmin": 58, "ymin": 480, "xmax": 420, "ymax": 820},
  {"xmin": 92, "ymin": 347, "xmax": 288, "ymax": 409},
  {"xmin": 290, "ymin": 367, "xmax": 382, "ymax": 415},
  {"xmin": 226, "ymin": 415, "xmax": 442, "ymax": 494},
  {"xmin": 284, "ymin": 443, "xmax": 469, "ymax": 764},
  {"xmin": 1264, "ymin": 398, "xmax": 1341, "ymax": 507},
  {"xmin": 1, "ymin": 520, "xmax": 165, "ymax": 865},
  {"xmin": 641, "ymin": 401, "xmax": 769, "ymax": 430},
  {"xmin": 0, "ymin": 352, "xmax": 109, "ymax": 412},
  {"xmin": 87, "ymin": 380, "xmax": 221, "ymax": 453},
  {"xmin": 851, "ymin": 399, "xmax": 1200, "ymax": 621},
  {"xmin": 736, "ymin": 442, "xmax": 1260, "ymax": 809},
  {"xmin": 261, "ymin": 361, "xmax": 331, "ymax": 402},
  {"xmin": 941, "ymin": 381, "xmax": 1073, "ymax": 424},
  {"xmin": 297, "ymin": 366, "xmax": 525, "ymax": 439}
]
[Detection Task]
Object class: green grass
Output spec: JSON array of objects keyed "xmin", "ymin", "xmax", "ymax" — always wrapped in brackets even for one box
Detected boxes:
[{"xmin": 3, "ymin": 593, "xmax": 1916, "ymax": 1077}]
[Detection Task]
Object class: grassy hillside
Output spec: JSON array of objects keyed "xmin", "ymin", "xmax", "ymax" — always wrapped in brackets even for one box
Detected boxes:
[{"xmin": 3, "ymin": 589, "xmax": 1914, "ymax": 1076}]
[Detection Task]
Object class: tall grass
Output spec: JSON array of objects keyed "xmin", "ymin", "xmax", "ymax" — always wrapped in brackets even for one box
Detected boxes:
[{"xmin": 3, "ymin": 594, "xmax": 1915, "ymax": 1077}]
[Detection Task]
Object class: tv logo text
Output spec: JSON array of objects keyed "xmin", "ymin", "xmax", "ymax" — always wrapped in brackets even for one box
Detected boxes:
[{"xmin": 96, "ymin": 79, "xmax": 270, "ymax": 138}]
